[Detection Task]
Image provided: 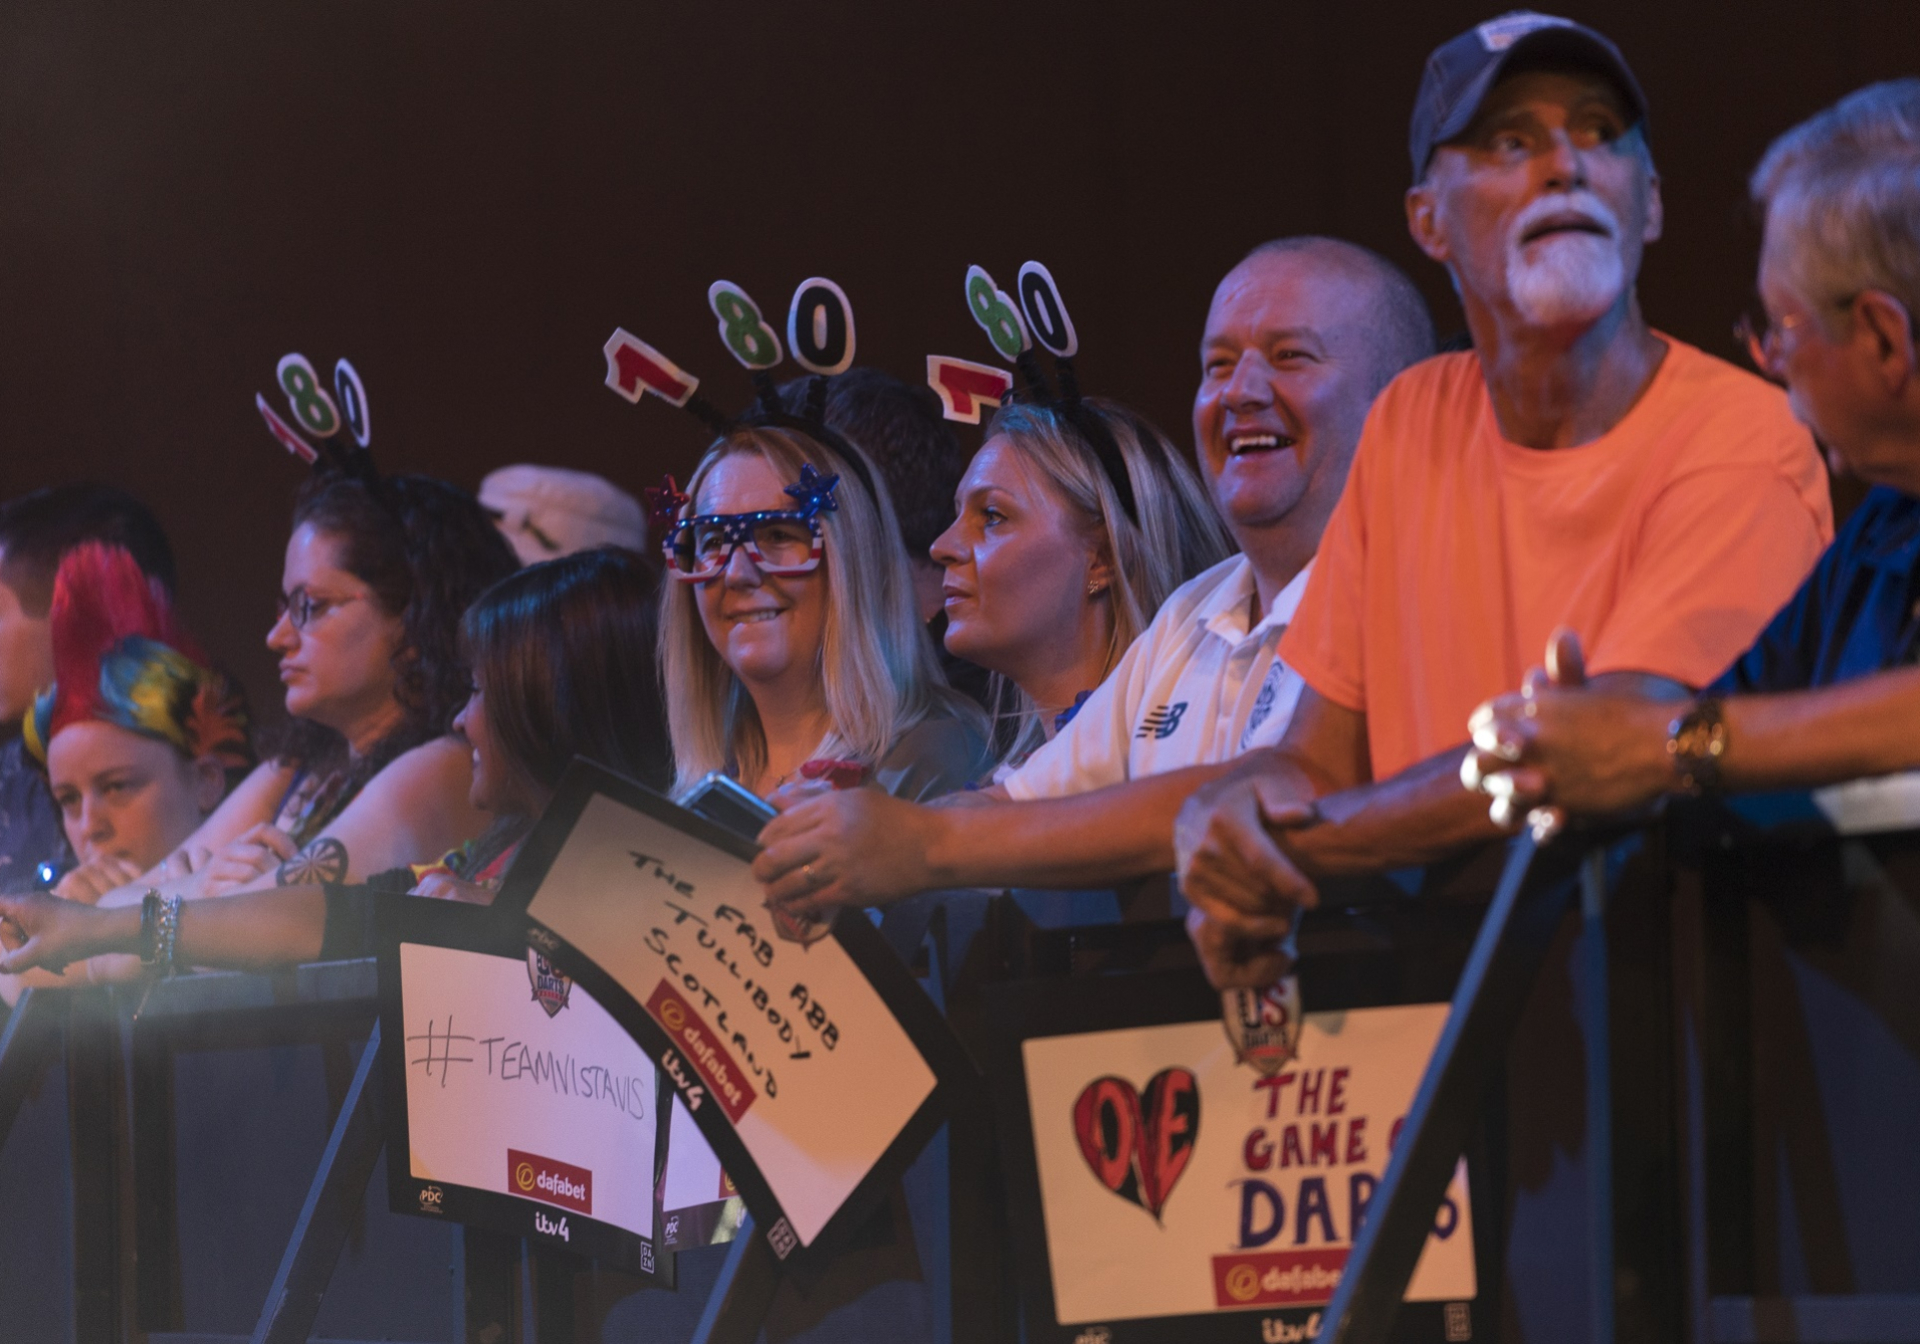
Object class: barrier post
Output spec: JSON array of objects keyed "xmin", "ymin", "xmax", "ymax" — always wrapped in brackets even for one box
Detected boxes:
[{"xmin": 1322, "ymin": 834, "xmax": 1589, "ymax": 1343}]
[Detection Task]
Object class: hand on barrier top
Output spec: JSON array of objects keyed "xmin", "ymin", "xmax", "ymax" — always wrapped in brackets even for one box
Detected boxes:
[
  {"xmin": 1464, "ymin": 627, "xmax": 1676, "ymax": 827},
  {"xmin": 753, "ymin": 788, "xmax": 932, "ymax": 938},
  {"xmin": 1174, "ymin": 762, "xmax": 1321, "ymax": 937},
  {"xmin": 0, "ymin": 891, "xmax": 109, "ymax": 976},
  {"xmin": 1184, "ymin": 906, "xmax": 1295, "ymax": 991}
]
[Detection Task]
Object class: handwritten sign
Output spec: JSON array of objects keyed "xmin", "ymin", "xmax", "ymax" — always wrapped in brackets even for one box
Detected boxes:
[
  {"xmin": 1023, "ymin": 1005, "xmax": 1475, "ymax": 1332},
  {"xmin": 378, "ymin": 902, "xmax": 671, "ymax": 1280},
  {"xmin": 495, "ymin": 762, "xmax": 972, "ymax": 1280}
]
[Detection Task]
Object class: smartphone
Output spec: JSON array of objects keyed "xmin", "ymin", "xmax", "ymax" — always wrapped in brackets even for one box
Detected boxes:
[{"xmin": 674, "ymin": 771, "xmax": 776, "ymax": 841}]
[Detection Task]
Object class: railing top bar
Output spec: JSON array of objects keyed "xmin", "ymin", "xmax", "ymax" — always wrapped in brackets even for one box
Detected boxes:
[{"xmin": 116, "ymin": 957, "xmax": 379, "ymax": 1020}]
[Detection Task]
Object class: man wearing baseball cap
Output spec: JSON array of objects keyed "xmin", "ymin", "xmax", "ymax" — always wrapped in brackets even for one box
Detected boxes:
[{"xmin": 1175, "ymin": 12, "xmax": 1834, "ymax": 985}]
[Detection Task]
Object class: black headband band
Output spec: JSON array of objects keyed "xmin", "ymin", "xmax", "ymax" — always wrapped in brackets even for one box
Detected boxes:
[
  {"xmin": 736, "ymin": 405, "xmax": 881, "ymax": 505},
  {"xmin": 1052, "ymin": 395, "xmax": 1138, "ymax": 525}
]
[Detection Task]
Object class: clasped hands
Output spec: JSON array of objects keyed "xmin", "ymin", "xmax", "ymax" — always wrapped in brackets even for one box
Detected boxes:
[{"xmin": 1461, "ymin": 627, "xmax": 1680, "ymax": 831}]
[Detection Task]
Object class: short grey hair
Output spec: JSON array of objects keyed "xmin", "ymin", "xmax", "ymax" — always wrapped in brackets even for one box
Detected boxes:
[{"xmin": 1751, "ymin": 79, "xmax": 1920, "ymax": 330}]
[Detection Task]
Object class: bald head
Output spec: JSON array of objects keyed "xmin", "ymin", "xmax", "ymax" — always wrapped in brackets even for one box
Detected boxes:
[
  {"xmin": 1234, "ymin": 237, "xmax": 1436, "ymax": 396},
  {"xmin": 1194, "ymin": 237, "xmax": 1434, "ymax": 577}
]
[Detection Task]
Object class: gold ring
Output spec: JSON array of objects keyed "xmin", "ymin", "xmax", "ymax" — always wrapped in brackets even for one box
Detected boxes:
[{"xmin": 803, "ymin": 863, "xmax": 817, "ymax": 887}]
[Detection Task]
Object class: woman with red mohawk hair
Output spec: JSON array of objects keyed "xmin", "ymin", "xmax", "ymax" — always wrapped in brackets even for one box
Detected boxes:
[{"xmin": 2, "ymin": 545, "xmax": 251, "ymax": 998}]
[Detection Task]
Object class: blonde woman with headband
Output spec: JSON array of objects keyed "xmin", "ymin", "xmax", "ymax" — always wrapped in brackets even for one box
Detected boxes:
[
  {"xmin": 658, "ymin": 421, "xmax": 988, "ymax": 806},
  {"xmin": 934, "ymin": 396, "xmax": 1231, "ymax": 770}
]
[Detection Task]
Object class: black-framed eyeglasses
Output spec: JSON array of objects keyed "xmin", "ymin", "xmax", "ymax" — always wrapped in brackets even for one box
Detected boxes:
[
  {"xmin": 276, "ymin": 587, "xmax": 367, "ymax": 631},
  {"xmin": 661, "ymin": 510, "xmax": 826, "ymax": 583}
]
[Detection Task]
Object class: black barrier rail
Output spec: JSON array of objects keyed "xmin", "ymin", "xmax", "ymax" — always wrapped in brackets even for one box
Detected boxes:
[
  {"xmin": 4, "ymin": 792, "xmax": 1918, "ymax": 1342},
  {"xmin": 0, "ymin": 961, "xmax": 567, "ymax": 1344}
]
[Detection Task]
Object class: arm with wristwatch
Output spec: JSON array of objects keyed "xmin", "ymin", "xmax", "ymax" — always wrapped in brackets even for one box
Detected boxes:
[{"xmin": 1465, "ymin": 630, "xmax": 1920, "ymax": 819}]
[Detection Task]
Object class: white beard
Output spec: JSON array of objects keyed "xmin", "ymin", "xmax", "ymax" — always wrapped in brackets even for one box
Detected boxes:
[{"xmin": 1507, "ymin": 231, "xmax": 1627, "ymax": 327}]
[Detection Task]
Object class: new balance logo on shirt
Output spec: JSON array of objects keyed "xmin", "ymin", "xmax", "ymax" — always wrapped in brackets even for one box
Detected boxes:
[{"xmin": 1136, "ymin": 702, "xmax": 1188, "ymax": 740}]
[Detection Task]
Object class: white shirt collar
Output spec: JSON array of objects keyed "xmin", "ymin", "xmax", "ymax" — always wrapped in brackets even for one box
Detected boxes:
[{"xmin": 1199, "ymin": 555, "xmax": 1315, "ymax": 647}]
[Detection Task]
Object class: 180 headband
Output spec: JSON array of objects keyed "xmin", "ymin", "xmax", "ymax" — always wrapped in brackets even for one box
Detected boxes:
[
  {"xmin": 254, "ymin": 353, "xmax": 376, "ymax": 484},
  {"xmin": 926, "ymin": 260, "xmax": 1140, "ymax": 524},
  {"xmin": 602, "ymin": 274, "xmax": 881, "ymax": 546}
]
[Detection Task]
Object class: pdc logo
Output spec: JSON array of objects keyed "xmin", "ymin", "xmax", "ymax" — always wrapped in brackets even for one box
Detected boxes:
[{"xmin": 508, "ymin": 1148, "xmax": 593, "ymax": 1215}]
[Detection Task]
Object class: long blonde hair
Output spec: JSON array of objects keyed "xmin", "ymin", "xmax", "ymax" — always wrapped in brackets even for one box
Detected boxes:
[
  {"xmin": 661, "ymin": 424, "xmax": 976, "ymax": 789},
  {"xmin": 983, "ymin": 397, "xmax": 1232, "ymax": 760}
]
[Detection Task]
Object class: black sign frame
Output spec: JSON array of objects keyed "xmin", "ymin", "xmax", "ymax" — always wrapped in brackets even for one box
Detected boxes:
[
  {"xmin": 489, "ymin": 758, "xmax": 979, "ymax": 1285},
  {"xmin": 980, "ymin": 958, "xmax": 1502, "ymax": 1343},
  {"xmin": 376, "ymin": 896, "xmax": 675, "ymax": 1281}
]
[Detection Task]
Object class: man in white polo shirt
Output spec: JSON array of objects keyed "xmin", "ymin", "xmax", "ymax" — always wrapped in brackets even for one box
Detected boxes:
[{"xmin": 751, "ymin": 237, "xmax": 1435, "ymax": 913}]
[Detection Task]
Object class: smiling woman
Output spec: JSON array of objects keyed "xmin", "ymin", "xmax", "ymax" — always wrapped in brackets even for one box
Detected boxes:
[{"xmin": 659, "ymin": 422, "xmax": 988, "ymax": 805}]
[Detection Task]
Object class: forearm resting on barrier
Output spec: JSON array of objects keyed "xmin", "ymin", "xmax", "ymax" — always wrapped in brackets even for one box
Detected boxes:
[
  {"xmin": 0, "ymin": 887, "xmax": 329, "ymax": 978},
  {"xmin": 753, "ymin": 763, "xmax": 1236, "ymax": 916}
]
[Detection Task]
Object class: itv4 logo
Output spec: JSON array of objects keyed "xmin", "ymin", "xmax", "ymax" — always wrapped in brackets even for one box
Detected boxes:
[{"xmin": 534, "ymin": 1210, "xmax": 571, "ymax": 1244}]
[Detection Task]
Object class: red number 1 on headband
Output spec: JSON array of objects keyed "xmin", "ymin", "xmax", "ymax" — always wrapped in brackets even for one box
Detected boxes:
[
  {"xmin": 927, "ymin": 355, "xmax": 1015, "ymax": 425},
  {"xmin": 603, "ymin": 329, "xmax": 700, "ymax": 407}
]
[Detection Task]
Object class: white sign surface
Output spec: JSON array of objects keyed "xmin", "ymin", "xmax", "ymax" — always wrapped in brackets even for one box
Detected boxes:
[
  {"xmin": 524, "ymin": 792, "xmax": 937, "ymax": 1247},
  {"xmin": 1024, "ymin": 1003, "xmax": 1475, "ymax": 1325},
  {"xmin": 400, "ymin": 941, "xmax": 660, "ymax": 1242}
]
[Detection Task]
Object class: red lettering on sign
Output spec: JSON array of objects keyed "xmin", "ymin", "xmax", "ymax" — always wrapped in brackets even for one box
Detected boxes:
[
  {"xmin": 507, "ymin": 1148, "xmax": 593, "ymax": 1216},
  {"xmin": 1211, "ymin": 1248, "xmax": 1350, "ymax": 1308},
  {"xmin": 646, "ymin": 979, "xmax": 756, "ymax": 1122}
]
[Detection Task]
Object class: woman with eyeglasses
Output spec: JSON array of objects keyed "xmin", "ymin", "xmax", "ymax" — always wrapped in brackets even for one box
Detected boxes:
[
  {"xmin": 659, "ymin": 421, "xmax": 988, "ymax": 810},
  {"xmin": 0, "ymin": 548, "xmax": 669, "ymax": 973},
  {"xmin": 63, "ymin": 471, "xmax": 519, "ymax": 950}
]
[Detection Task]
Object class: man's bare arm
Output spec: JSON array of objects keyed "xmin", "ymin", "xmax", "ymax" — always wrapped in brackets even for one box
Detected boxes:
[
  {"xmin": 753, "ymin": 761, "xmax": 1246, "ymax": 911},
  {"xmin": 1282, "ymin": 670, "xmax": 1688, "ymax": 873}
]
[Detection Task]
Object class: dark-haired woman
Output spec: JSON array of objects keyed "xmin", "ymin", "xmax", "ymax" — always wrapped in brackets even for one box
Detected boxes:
[
  {"xmin": 0, "ymin": 548, "xmax": 668, "ymax": 970},
  {"xmin": 80, "ymin": 473, "xmax": 519, "ymax": 948}
]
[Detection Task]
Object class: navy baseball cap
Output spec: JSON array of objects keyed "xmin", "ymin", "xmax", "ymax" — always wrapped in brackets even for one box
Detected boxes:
[{"xmin": 1409, "ymin": 11, "xmax": 1649, "ymax": 181}]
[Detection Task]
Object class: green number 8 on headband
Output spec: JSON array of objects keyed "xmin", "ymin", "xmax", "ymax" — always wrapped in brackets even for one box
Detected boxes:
[
  {"xmin": 965, "ymin": 266, "xmax": 1030, "ymax": 362},
  {"xmin": 708, "ymin": 281, "xmax": 784, "ymax": 370}
]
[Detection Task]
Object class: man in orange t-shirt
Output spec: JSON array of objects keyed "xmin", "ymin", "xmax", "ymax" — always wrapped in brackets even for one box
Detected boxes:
[{"xmin": 1174, "ymin": 11, "xmax": 1833, "ymax": 987}]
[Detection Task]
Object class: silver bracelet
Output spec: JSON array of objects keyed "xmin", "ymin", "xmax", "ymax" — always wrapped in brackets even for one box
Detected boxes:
[{"xmin": 156, "ymin": 895, "xmax": 183, "ymax": 977}]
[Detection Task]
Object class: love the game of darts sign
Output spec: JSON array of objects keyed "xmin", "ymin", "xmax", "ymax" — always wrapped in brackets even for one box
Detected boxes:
[{"xmin": 986, "ymin": 969, "xmax": 1484, "ymax": 1344}]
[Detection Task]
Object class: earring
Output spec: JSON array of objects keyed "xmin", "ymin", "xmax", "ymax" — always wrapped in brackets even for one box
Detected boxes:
[{"xmin": 1087, "ymin": 581, "xmax": 1105, "ymax": 597}]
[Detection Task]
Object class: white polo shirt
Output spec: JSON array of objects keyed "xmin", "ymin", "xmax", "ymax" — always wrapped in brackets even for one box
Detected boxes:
[{"xmin": 1000, "ymin": 554, "xmax": 1312, "ymax": 800}]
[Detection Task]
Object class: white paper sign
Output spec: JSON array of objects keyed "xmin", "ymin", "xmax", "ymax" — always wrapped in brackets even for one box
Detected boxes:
[
  {"xmin": 524, "ymin": 792, "xmax": 937, "ymax": 1247},
  {"xmin": 1023, "ymin": 1003, "xmax": 1475, "ymax": 1325},
  {"xmin": 400, "ymin": 941, "xmax": 660, "ymax": 1243}
]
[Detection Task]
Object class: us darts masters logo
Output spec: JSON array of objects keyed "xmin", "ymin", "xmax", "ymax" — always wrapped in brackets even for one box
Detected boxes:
[{"xmin": 526, "ymin": 947, "xmax": 573, "ymax": 1017}]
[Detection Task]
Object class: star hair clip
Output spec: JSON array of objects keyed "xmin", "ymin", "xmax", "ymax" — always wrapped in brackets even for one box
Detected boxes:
[
  {"xmin": 643, "ymin": 474, "xmax": 691, "ymax": 533},
  {"xmin": 782, "ymin": 463, "xmax": 841, "ymax": 519}
]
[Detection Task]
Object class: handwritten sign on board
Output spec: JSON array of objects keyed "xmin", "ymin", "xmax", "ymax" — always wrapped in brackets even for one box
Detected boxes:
[
  {"xmin": 494, "ymin": 762, "xmax": 973, "ymax": 1279},
  {"xmin": 378, "ymin": 901, "xmax": 671, "ymax": 1280},
  {"xmin": 1024, "ymin": 1006, "xmax": 1475, "ymax": 1326}
]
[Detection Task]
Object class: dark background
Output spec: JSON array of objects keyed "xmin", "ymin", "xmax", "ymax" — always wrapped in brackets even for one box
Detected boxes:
[{"xmin": 3, "ymin": 0, "xmax": 1916, "ymax": 713}]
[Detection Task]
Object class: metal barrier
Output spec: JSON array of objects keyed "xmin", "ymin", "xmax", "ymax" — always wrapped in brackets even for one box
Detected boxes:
[{"xmin": 4, "ymin": 793, "xmax": 1918, "ymax": 1342}]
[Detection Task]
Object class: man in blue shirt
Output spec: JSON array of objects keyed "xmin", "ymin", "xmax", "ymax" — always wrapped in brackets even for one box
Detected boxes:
[{"xmin": 1460, "ymin": 79, "xmax": 1920, "ymax": 818}]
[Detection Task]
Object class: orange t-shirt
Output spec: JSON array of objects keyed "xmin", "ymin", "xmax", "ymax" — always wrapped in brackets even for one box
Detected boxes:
[{"xmin": 1279, "ymin": 336, "xmax": 1832, "ymax": 781}]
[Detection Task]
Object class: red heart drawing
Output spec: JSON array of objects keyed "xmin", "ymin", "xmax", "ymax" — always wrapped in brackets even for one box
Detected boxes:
[{"xmin": 1071, "ymin": 1068, "xmax": 1200, "ymax": 1221}]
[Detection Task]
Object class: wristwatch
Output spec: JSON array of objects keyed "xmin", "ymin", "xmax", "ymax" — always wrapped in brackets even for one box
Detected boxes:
[{"xmin": 1666, "ymin": 697, "xmax": 1728, "ymax": 795}]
